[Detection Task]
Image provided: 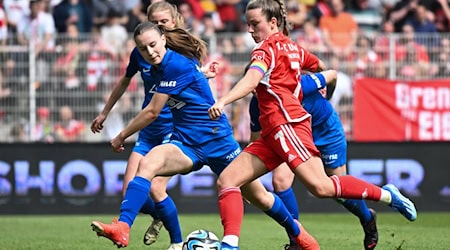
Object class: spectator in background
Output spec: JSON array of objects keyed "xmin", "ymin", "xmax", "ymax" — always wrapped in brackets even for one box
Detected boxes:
[
  {"xmin": 428, "ymin": 0, "xmax": 450, "ymax": 33},
  {"xmin": 9, "ymin": 119, "xmax": 29, "ymax": 142},
  {"xmin": 54, "ymin": 105, "xmax": 86, "ymax": 142},
  {"xmin": 285, "ymin": 0, "xmax": 308, "ymax": 31},
  {"xmin": 319, "ymin": 0, "xmax": 358, "ymax": 58},
  {"xmin": 396, "ymin": 23, "xmax": 434, "ymax": 79},
  {"xmin": 373, "ymin": 19, "xmax": 395, "ymax": 61},
  {"xmin": 386, "ymin": 0, "xmax": 430, "ymax": 33},
  {"xmin": 17, "ymin": 0, "xmax": 55, "ymax": 55},
  {"xmin": 350, "ymin": 34, "xmax": 381, "ymax": 78},
  {"xmin": 3, "ymin": 0, "xmax": 29, "ymax": 33},
  {"xmin": 33, "ymin": 106, "xmax": 55, "ymax": 142},
  {"xmin": 52, "ymin": 0, "xmax": 93, "ymax": 33},
  {"xmin": 347, "ymin": 0, "xmax": 383, "ymax": 33},
  {"xmin": 295, "ymin": 18, "xmax": 327, "ymax": 55},
  {"xmin": 310, "ymin": 0, "xmax": 332, "ymax": 22},
  {"xmin": 436, "ymin": 37, "xmax": 450, "ymax": 77},
  {"xmin": 0, "ymin": 1, "xmax": 6, "ymax": 46},
  {"xmin": 100, "ymin": 10, "xmax": 129, "ymax": 56},
  {"xmin": 215, "ymin": 0, "xmax": 241, "ymax": 32},
  {"xmin": 406, "ymin": 3, "xmax": 440, "ymax": 49},
  {"xmin": 85, "ymin": 27, "xmax": 115, "ymax": 91}
]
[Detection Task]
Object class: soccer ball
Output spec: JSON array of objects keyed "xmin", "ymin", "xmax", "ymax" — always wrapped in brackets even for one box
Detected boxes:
[{"xmin": 182, "ymin": 229, "xmax": 221, "ymax": 250}]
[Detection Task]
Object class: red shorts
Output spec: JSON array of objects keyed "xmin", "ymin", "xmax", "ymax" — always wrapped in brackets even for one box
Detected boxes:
[{"xmin": 244, "ymin": 121, "xmax": 320, "ymax": 171}]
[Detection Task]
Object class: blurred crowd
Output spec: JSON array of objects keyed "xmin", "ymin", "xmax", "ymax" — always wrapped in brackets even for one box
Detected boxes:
[{"xmin": 1, "ymin": 0, "xmax": 450, "ymax": 143}]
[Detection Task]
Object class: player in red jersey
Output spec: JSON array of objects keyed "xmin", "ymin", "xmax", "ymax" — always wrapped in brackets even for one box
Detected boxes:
[{"xmin": 208, "ymin": 0, "xmax": 417, "ymax": 249}]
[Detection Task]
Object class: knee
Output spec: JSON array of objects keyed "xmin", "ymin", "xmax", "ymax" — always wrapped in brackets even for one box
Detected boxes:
[
  {"xmin": 244, "ymin": 191, "xmax": 273, "ymax": 211},
  {"xmin": 307, "ymin": 182, "xmax": 336, "ymax": 198}
]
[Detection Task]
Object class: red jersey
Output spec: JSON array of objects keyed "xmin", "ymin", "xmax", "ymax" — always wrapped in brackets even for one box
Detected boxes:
[{"xmin": 249, "ymin": 32, "xmax": 319, "ymax": 137}]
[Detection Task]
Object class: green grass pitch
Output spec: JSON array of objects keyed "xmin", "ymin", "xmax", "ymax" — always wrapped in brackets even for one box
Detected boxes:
[{"xmin": 1, "ymin": 212, "xmax": 449, "ymax": 249}]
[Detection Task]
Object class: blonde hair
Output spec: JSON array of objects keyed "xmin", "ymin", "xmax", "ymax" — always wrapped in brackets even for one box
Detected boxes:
[
  {"xmin": 246, "ymin": 0, "xmax": 290, "ymax": 36},
  {"xmin": 147, "ymin": 1, "xmax": 185, "ymax": 28},
  {"xmin": 134, "ymin": 22, "xmax": 207, "ymax": 64}
]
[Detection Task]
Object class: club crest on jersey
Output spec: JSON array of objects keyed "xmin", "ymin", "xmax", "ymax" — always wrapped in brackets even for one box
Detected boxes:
[
  {"xmin": 160, "ymin": 81, "xmax": 177, "ymax": 87},
  {"xmin": 252, "ymin": 51, "xmax": 265, "ymax": 61}
]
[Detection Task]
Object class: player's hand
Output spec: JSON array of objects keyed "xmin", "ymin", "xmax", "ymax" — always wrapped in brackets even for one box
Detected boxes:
[
  {"xmin": 110, "ymin": 134, "xmax": 125, "ymax": 153},
  {"xmin": 208, "ymin": 101, "xmax": 224, "ymax": 120},
  {"xmin": 91, "ymin": 114, "xmax": 106, "ymax": 133},
  {"xmin": 202, "ymin": 61, "xmax": 220, "ymax": 79}
]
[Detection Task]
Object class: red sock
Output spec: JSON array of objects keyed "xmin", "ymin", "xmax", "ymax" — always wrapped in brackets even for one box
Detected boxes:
[
  {"xmin": 219, "ymin": 187, "xmax": 243, "ymax": 237},
  {"xmin": 330, "ymin": 175, "xmax": 382, "ymax": 201}
]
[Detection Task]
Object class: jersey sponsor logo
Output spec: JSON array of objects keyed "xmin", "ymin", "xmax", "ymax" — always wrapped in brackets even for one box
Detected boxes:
[
  {"xmin": 252, "ymin": 51, "xmax": 265, "ymax": 61},
  {"xmin": 167, "ymin": 97, "xmax": 186, "ymax": 109},
  {"xmin": 225, "ymin": 147, "xmax": 242, "ymax": 161},
  {"xmin": 160, "ymin": 80, "xmax": 177, "ymax": 87}
]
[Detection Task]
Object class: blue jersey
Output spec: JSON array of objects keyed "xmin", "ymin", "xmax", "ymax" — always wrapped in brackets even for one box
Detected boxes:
[
  {"xmin": 149, "ymin": 49, "xmax": 233, "ymax": 145},
  {"xmin": 126, "ymin": 48, "xmax": 173, "ymax": 140}
]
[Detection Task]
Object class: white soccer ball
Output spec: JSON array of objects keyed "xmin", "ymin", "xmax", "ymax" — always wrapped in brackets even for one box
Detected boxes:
[{"xmin": 182, "ymin": 229, "xmax": 221, "ymax": 250}]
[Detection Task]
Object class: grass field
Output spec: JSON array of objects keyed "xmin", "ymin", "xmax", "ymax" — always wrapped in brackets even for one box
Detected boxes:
[{"xmin": 1, "ymin": 212, "xmax": 449, "ymax": 250}]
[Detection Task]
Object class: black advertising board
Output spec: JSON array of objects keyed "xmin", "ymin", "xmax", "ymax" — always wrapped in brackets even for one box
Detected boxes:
[{"xmin": 0, "ymin": 142, "xmax": 448, "ymax": 214}]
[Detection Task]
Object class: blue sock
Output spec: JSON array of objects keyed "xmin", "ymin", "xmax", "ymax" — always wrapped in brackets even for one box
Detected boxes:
[
  {"xmin": 276, "ymin": 188, "xmax": 299, "ymax": 244},
  {"xmin": 275, "ymin": 188, "xmax": 299, "ymax": 220},
  {"xmin": 338, "ymin": 199, "xmax": 372, "ymax": 223},
  {"xmin": 140, "ymin": 197, "xmax": 159, "ymax": 219},
  {"xmin": 119, "ymin": 176, "xmax": 151, "ymax": 227},
  {"xmin": 155, "ymin": 196, "xmax": 183, "ymax": 243},
  {"xmin": 264, "ymin": 193, "xmax": 300, "ymax": 237}
]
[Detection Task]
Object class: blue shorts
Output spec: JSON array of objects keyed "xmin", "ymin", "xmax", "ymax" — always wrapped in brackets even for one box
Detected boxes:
[
  {"xmin": 169, "ymin": 134, "xmax": 241, "ymax": 176},
  {"xmin": 132, "ymin": 133, "xmax": 172, "ymax": 156},
  {"xmin": 312, "ymin": 111, "xmax": 347, "ymax": 169}
]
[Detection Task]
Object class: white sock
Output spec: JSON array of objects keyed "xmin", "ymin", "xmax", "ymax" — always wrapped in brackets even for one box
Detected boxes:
[
  {"xmin": 222, "ymin": 235, "xmax": 239, "ymax": 246},
  {"xmin": 379, "ymin": 189, "xmax": 392, "ymax": 205}
]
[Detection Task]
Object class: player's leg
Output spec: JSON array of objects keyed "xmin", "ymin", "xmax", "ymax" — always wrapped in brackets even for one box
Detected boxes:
[
  {"xmin": 284, "ymin": 122, "xmax": 416, "ymax": 221},
  {"xmin": 148, "ymin": 176, "xmax": 183, "ymax": 249},
  {"xmin": 91, "ymin": 143, "xmax": 194, "ymax": 247},
  {"xmin": 272, "ymin": 164, "xmax": 299, "ymax": 249}
]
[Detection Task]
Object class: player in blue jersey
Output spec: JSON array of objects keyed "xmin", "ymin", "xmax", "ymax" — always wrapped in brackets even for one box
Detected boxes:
[
  {"xmin": 90, "ymin": 2, "xmax": 210, "ymax": 249},
  {"xmin": 90, "ymin": 21, "xmax": 318, "ymax": 250},
  {"xmin": 249, "ymin": 70, "xmax": 378, "ymax": 250}
]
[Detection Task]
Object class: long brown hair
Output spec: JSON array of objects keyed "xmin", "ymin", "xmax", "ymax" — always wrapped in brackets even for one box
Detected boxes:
[
  {"xmin": 133, "ymin": 22, "xmax": 207, "ymax": 64},
  {"xmin": 246, "ymin": 0, "xmax": 290, "ymax": 36}
]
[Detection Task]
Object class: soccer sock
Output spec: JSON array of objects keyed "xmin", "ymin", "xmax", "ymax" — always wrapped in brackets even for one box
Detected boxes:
[
  {"xmin": 275, "ymin": 188, "xmax": 299, "ymax": 220},
  {"xmin": 264, "ymin": 193, "xmax": 300, "ymax": 237},
  {"xmin": 155, "ymin": 196, "xmax": 183, "ymax": 243},
  {"xmin": 275, "ymin": 188, "xmax": 299, "ymax": 244},
  {"xmin": 219, "ymin": 187, "xmax": 243, "ymax": 245},
  {"xmin": 330, "ymin": 175, "xmax": 382, "ymax": 201},
  {"xmin": 119, "ymin": 176, "xmax": 151, "ymax": 227},
  {"xmin": 337, "ymin": 198, "xmax": 372, "ymax": 224},
  {"xmin": 140, "ymin": 197, "xmax": 159, "ymax": 219}
]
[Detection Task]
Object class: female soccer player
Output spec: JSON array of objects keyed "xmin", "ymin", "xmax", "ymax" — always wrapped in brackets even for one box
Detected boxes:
[
  {"xmin": 90, "ymin": 21, "xmax": 318, "ymax": 250},
  {"xmin": 90, "ymin": 2, "xmax": 217, "ymax": 249},
  {"xmin": 208, "ymin": 0, "xmax": 417, "ymax": 249},
  {"xmin": 251, "ymin": 70, "xmax": 378, "ymax": 250}
]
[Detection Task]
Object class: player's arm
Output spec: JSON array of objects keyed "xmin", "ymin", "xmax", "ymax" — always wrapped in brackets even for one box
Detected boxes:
[
  {"xmin": 248, "ymin": 95, "xmax": 262, "ymax": 141},
  {"xmin": 111, "ymin": 92, "xmax": 169, "ymax": 152},
  {"xmin": 208, "ymin": 61, "xmax": 267, "ymax": 119}
]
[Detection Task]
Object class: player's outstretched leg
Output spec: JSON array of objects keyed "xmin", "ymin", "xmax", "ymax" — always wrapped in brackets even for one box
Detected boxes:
[
  {"xmin": 382, "ymin": 184, "xmax": 417, "ymax": 221},
  {"xmin": 166, "ymin": 242, "xmax": 183, "ymax": 250},
  {"xmin": 143, "ymin": 218, "xmax": 163, "ymax": 245},
  {"xmin": 362, "ymin": 208, "xmax": 378, "ymax": 250},
  {"xmin": 91, "ymin": 218, "xmax": 130, "ymax": 248},
  {"xmin": 221, "ymin": 242, "xmax": 240, "ymax": 250}
]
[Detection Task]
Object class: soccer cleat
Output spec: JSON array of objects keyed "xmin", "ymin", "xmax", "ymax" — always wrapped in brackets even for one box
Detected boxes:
[
  {"xmin": 362, "ymin": 208, "xmax": 378, "ymax": 250},
  {"xmin": 284, "ymin": 242, "xmax": 301, "ymax": 250},
  {"xmin": 91, "ymin": 217, "xmax": 130, "ymax": 248},
  {"xmin": 143, "ymin": 218, "xmax": 164, "ymax": 245},
  {"xmin": 166, "ymin": 242, "xmax": 183, "ymax": 250},
  {"xmin": 383, "ymin": 184, "xmax": 417, "ymax": 221},
  {"xmin": 221, "ymin": 242, "xmax": 240, "ymax": 250},
  {"xmin": 291, "ymin": 220, "xmax": 320, "ymax": 250}
]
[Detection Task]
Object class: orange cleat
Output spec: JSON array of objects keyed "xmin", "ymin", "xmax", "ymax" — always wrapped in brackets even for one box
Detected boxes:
[
  {"xmin": 291, "ymin": 220, "xmax": 320, "ymax": 250},
  {"xmin": 91, "ymin": 218, "xmax": 130, "ymax": 248}
]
